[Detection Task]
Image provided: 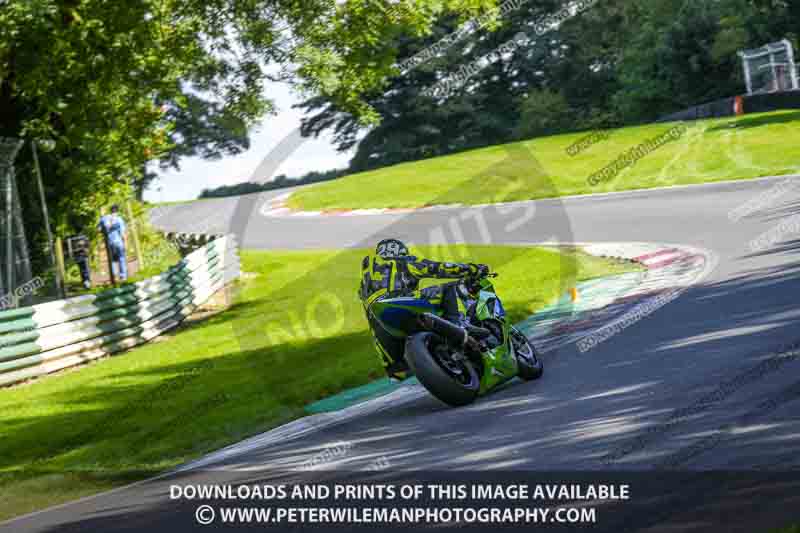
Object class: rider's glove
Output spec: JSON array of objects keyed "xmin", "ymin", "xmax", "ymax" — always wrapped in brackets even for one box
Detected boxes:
[{"xmin": 468, "ymin": 263, "xmax": 490, "ymax": 276}]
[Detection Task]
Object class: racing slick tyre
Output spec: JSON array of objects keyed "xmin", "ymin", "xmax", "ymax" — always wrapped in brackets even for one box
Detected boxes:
[
  {"xmin": 406, "ymin": 332, "xmax": 480, "ymax": 407},
  {"xmin": 510, "ymin": 326, "xmax": 543, "ymax": 381}
]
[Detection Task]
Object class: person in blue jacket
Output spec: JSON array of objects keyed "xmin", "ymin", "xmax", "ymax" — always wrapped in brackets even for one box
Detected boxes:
[{"xmin": 98, "ymin": 204, "xmax": 128, "ymax": 282}]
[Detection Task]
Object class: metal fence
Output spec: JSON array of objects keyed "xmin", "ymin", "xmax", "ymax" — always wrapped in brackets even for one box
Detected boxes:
[
  {"xmin": 0, "ymin": 137, "xmax": 34, "ymax": 309},
  {"xmin": 739, "ymin": 39, "xmax": 799, "ymax": 95}
]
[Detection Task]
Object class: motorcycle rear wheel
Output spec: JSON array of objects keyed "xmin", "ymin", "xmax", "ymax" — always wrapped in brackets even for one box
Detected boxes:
[{"xmin": 406, "ymin": 332, "xmax": 480, "ymax": 407}]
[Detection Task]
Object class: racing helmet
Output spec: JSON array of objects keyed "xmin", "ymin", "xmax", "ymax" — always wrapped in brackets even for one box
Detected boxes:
[{"xmin": 375, "ymin": 238, "xmax": 409, "ymax": 259}]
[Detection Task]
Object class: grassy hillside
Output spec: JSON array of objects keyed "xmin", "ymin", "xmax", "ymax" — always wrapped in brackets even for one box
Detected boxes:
[
  {"xmin": 288, "ymin": 111, "xmax": 800, "ymax": 211},
  {"xmin": 0, "ymin": 244, "xmax": 637, "ymax": 520}
]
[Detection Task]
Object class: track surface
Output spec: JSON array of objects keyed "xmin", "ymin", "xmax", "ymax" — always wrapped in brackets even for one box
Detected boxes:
[{"xmin": 8, "ymin": 176, "xmax": 800, "ymax": 532}]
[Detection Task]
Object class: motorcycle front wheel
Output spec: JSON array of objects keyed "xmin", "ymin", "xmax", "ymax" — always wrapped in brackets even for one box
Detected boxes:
[
  {"xmin": 406, "ymin": 332, "xmax": 480, "ymax": 407},
  {"xmin": 510, "ymin": 326, "xmax": 544, "ymax": 381}
]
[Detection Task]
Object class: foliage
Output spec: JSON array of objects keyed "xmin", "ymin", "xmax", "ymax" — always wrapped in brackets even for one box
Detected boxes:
[
  {"xmin": 514, "ymin": 90, "xmax": 573, "ymax": 140},
  {"xmin": 198, "ymin": 168, "xmax": 349, "ymax": 199},
  {"xmin": 0, "ymin": 0, "xmax": 501, "ymax": 266},
  {"xmin": 299, "ymin": 0, "xmax": 799, "ymax": 173},
  {"xmin": 288, "ymin": 111, "xmax": 800, "ymax": 211},
  {"xmin": 300, "ymin": 1, "xmax": 563, "ymax": 172},
  {"xmin": 1, "ymin": 0, "xmax": 267, "ymax": 255}
]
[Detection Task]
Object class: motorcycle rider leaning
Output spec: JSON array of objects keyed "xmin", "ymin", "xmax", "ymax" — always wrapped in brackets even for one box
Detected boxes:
[{"xmin": 359, "ymin": 238, "xmax": 489, "ymax": 380}]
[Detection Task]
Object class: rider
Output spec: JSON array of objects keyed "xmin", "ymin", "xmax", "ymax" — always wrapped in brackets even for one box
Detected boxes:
[{"xmin": 359, "ymin": 238, "xmax": 489, "ymax": 379}]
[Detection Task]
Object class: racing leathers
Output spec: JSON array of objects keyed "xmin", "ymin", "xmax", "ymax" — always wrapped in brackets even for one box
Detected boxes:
[{"xmin": 359, "ymin": 253, "xmax": 483, "ymax": 379}]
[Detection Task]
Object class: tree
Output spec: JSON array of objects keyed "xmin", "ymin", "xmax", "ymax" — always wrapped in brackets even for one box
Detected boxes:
[
  {"xmin": 300, "ymin": 0, "xmax": 577, "ymax": 172},
  {"xmin": 607, "ymin": 0, "xmax": 798, "ymax": 121},
  {"xmin": 300, "ymin": 0, "xmax": 797, "ymax": 176},
  {"xmin": 0, "ymin": 0, "xmax": 499, "ymax": 236},
  {"xmin": 198, "ymin": 169, "xmax": 349, "ymax": 199},
  {"xmin": 514, "ymin": 90, "xmax": 572, "ymax": 140}
]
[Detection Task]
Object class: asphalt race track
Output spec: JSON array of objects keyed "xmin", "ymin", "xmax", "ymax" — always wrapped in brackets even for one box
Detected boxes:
[{"xmin": 7, "ymin": 176, "xmax": 800, "ymax": 532}]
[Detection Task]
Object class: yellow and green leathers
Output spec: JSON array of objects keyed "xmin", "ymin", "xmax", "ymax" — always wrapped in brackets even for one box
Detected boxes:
[{"xmin": 359, "ymin": 254, "xmax": 479, "ymax": 379}]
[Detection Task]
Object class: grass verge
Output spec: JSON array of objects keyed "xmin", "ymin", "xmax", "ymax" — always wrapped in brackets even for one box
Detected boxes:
[
  {"xmin": 288, "ymin": 111, "xmax": 800, "ymax": 211},
  {"xmin": 0, "ymin": 245, "xmax": 638, "ymax": 521}
]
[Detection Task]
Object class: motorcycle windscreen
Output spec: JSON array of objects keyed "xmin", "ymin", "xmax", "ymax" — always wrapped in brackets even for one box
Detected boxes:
[
  {"xmin": 493, "ymin": 297, "xmax": 506, "ymax": 318},
  {"xmin": 476, "ymin": 294, "xmax": 506, "ymax": 321}
]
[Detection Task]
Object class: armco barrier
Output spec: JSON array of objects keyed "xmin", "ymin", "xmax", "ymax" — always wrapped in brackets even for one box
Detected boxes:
[
  {"xmin": 0, "ymin": 235, "xmax": 240, "ymax": 387},
  {"xmin": 657, "ymin": 97, "xmax": 737, "ymax": 123},
  {"xmin": 742, "ymin": 89, "xmax": 800, "ymax": 113},
  {"xmin": 657, "ymin": 89, "xmax": 800, "ymax": 123}
]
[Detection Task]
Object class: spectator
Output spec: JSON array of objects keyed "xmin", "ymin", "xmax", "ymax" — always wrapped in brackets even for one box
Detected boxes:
[
  {"xmin": 72, "ymin": 236, "xmax": 92, "ymax": 289},
  {"xmin": 98, "ymin": 204, "xmax": 128, "ymax": 282}
]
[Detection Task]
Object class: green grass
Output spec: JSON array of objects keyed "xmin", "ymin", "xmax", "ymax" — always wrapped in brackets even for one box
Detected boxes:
[
  {"xmin": 145, "ymin": 199, "xmax": 202, "ymax": 207},
  {"xmin": 288, "ymin": 111, "xmax": 800, "ymax": 211},
  {"xmin": 0, "ymin": 245, "xmax": 638, "ymax": 521}
]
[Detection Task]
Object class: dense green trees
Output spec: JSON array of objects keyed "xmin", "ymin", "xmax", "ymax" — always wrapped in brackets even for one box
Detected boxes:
[
  {"xmin": 3, "ymin": 0, "xmax": 798, "ymax": 210},
  {"xmin": 0, "ymin": 0, "xmax": 499, "ymax": 259},
  {"xmin": 301, "ymin": 0, "xmax": 799, "ymax": 172},
  {"xmin": 198, "ymin": 168, "xmax": 349, "ymax": 199}
]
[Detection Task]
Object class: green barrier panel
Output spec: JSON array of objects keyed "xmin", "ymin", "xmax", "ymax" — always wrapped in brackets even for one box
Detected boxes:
[
  {"xmin": 0, "ymin": 265, "xmax": 226, "ymax": 365},
  {"xmin": 0, "ymin": 263, "xmax": 203, "ymax": 350},
  {"xmin": 0, "ymin": 281, "xmax": 185, "ymax": 348},
  {"xmin": 0, "ymin": 342, "xmax": 40, "ymax": 362},
  {"xmin": 0, "ymin": 317, "xmax": 37, "ymax": 335},
  {"xmin": 0, "ymin": 282, "xmax": 225, "ymax": 386},
  {"xmin": 0, "ymin": 329, "xmax": 39, "ymax": 349},
  {"xmin": 0, "ymin": 237, "xmax": 237, "ymax": 384},
  {"xmin": 0, "ymin": 307, "xmax": 36, "ymax": 323}
]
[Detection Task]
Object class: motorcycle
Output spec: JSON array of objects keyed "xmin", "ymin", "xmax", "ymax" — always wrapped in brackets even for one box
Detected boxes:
[{"xmin": 365, "ymin": 270, "xmax": 543, "ymax": 406}]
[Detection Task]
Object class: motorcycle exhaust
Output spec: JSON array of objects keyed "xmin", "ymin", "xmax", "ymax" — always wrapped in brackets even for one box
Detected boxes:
[{"xmin": 419, "ymin": 313, "xmax": 469, "ymax": 347}]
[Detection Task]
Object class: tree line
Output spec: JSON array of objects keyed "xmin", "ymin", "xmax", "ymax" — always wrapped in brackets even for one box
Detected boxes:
[
  {"xmin": 198, "ymin": 169, "xmax": 349, "ymax": 199},
  {"xmin": 0, "ymin": 0, "xmax": 497, "ymax": 269},
  {"xmin": 300, "ymin": 0, "xmax": 799, "ymax": 173},
  {"xmin": 2, "ymin": 1, "xmax": 798, "ymax": 259},
  {"xmin": 174, "ymin": 0, "xmax": 800, "ymax": 200}
]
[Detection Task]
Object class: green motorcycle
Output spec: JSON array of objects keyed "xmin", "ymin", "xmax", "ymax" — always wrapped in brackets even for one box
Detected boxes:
[{"xmin": 366, "ymin": 270, "xmax": 543, "ymax": 406}]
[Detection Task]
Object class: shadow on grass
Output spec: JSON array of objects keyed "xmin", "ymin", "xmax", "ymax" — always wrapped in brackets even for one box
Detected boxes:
[
  {"xmin": 707, "ymin": 110, "xmax": 800, "ymax": 132},
  {"xmin": 0, "ymin": 326, "xmax": 384, "ymax": 478},
  {"xmin": 13, "ymin": 204, "xmax": 800, "ymax": 530},
  {"xmin": 0, "ymin": 242, "xmax": 587, "ymax": 496},
  {"xmin": 0, "ymin": 268, "xmax": 560, "ymax": 479}
]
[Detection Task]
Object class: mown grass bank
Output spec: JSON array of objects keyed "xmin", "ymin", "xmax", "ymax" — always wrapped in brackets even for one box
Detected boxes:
[
  {"xmin": 0, "ymin": 245, "xmax": 638, "ymax": 520},
  {"xmin": 288, "ymin": 111, "xmax": 800, "ymax": 211}
]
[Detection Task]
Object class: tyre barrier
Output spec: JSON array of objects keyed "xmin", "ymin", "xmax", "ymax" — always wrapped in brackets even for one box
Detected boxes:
[
  {"xmin": 163, "ymin": 231, "xmax": 223, "ymax": 257},
  {"xmin": 0, "ymin": 235, "xmax": 240, "ymax": 387}
]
